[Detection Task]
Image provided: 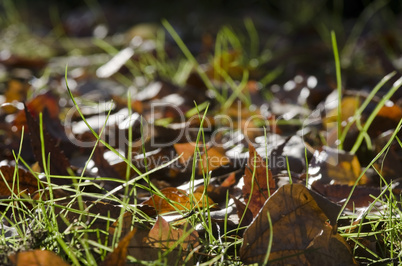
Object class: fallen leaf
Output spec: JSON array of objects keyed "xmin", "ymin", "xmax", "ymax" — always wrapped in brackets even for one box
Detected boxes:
[
  {"xmin": 8, "ymin": 250, "xmax": 69, "ymax": 266},
  {"xmin": 142, "ymin": 187, "xmax": 214, "ymax": 214},
  {"xmin": 232, "ymin": 196, "xmax": 254, "ymax": 228},
  {"xmin": 3, "ymin": 79, "xmax": 29, "ymax": 113},
  {"xmin": 221, "ymin": 172, "xmax": 236, "ymax": 187},
  {"xmin": 369, "ymin": 102, "xmax": 402, "ymax": 137},
  {"xmin": 305, "ymin": 225, "xmax": 358, "ymax": 266},
  {"xmin": 101, "ymin": 228, "xmax": 139, "ymax": 266},
  {"xmin": 242, "ymin": 144, "xmax": 275, "ymax": 217},
  {"xmin": 173, "ymin": 143, "xmax": 231, "ymax": 174},
  {"xmin": 107, "ymin": 215, "xmax": 198, "ymax": 265},
  {"xmin": 198, "ymin": 146, "xmax": 231, "ymax": 174},
  {"xmin": 308, "ymin": 146, "xmax": 368, "ymax": 186},
  {"xmin": 240, "ymin": 184, "xmax": 356, "ymax": 265},
  {"xmin": 13, "ymin": 92, "xmax": 60, "ymax": 131},
  {"xmin": 146, "ymin": 216, "xmax": 199, "ymax": 251},
  {"xmin": 324, "ymin": 96, "xmax": 360, "ymax": 130},
  {"xmin": 311, "ymin": 181, "xmax": 383, "ymax": 210},
  {"xmin": 0, "ymin": 165, "xmax": 42, "ymax": 196},
  {"xmin": 24, "ymin": 105, "xmax": 73, "ymax": 185},
  {"xmin": 194, "ymin": 172, "xmax": 236, "ymax": 203},
  {"xmin": 173, "ymin": 142, "xmax": 197, "ymax": 164}
]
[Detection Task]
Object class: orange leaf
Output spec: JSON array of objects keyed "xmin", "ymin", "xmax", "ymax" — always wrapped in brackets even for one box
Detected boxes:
[
  {"xmin": 146, "ymin": 216, "xmax": 199, "ymax": 251},
  {"xmin": 174, "ymin": 143, "xmax": 230, "ymax": 173},
  {"xmin": 221, "ymin": 172, "xmax": 236, "ymax": 187},
  {"xmin": 3, "ymin": 79, "xmax": 29, "ymax": 113},
  {"xmin": 309, "ymin": 146, "xmax": 368, "ymax": 186},
  {"xmin": 8, "ymin": 250, "xmax": 69, "ymax": 266},
  {"xmin": 142, "ymin": 187, "xmax": 214, "ymax": 214},
  {"xmin": 174, "ymin": 142, "xmax": 197, "ymax": 164},
  {"xmin": 242, "ymin": 144, "xmax": 275, "ymax": 217},
  {"xmin": 198, "ymin": 146, "xmax": 231, "ymax": 174}
]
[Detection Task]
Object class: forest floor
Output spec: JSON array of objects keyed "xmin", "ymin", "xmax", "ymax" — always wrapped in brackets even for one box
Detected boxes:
[{"xmin": 1, "ymin": 1, "xmax": 402, "ymax": 265}]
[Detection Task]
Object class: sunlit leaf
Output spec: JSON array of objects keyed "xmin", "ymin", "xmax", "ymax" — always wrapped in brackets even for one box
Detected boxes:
[
  {"xmin": 8, "ymin": 250, "xmax": 69, "ymax": 266},
  {"xmin": 308, "ymin": 146, "xmax": 368, "ymax": 186},
  {"xmin": 142, "ymin": 187, "xmax": 214, "ymax": 214}
]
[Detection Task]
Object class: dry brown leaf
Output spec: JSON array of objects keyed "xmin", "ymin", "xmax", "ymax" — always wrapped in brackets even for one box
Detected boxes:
[
  {"xmin": 232, "ymin": 196, "xmax": 254, "ymax": 228},
  {"xmin": 101, "ymin": 228, "xmax": 139, "ymax": 266},
  {"xmin": 8, "ymin": 250, "xmax": 69, "ymax": 266},
  {"xmin": 240, "ymin": 184, "xmax": 357, "ymax": 265},
  {"xmin": 146, "ymin": 216, "xmax": 199, "ymax": 251},
  {"xmin": 0, "ymin": 165, "xmax": 42, "ymax": 197},
  {"xmin": 194, "ymin": 173, "xmax": 236, "ymax": 203},
  {"xmin": 309, "ymin": 146, "xmax": 368, "ymax": 186},
  {"xmin": 242, "ymin": 144, "xmax": 275, "ymax": 217},
  {"xmin": 3, "ymin": 79, "xmax": 29, "ymax": 113},
  {"xmin": 142, "ymin": 187, "xmax": 214, "ymax": 214},
  {"xmin": 198, "ymin": 146, "xmax": 231, "ymax": 174},
  {"xmin": 24, "ymin": 105, "xmax": 73, "ymax": 185},
  {"xmin": 311, "ymin": 181, "xmax": 383, "ymax": 210},
  {"xmin": 173, "ymin": 142, "xmax": 197, "ymax": 164},
  {"xmin": 324, "ymin": 96, "xmax": 360, "ymax": 130},
  {"xmin": 221, "ymin": 172, "xmax": 236, "ymax": 187},
  {"xmin": 13, "ymin": 92, "xmax": 60, "ymax": 131},
  {"xmin": 107, "ymin": 215, "xmax": 198, "ymax": 265},
  {"xmin": 305, "ymin": 225, "xmax": 360, "ymax": 266}
]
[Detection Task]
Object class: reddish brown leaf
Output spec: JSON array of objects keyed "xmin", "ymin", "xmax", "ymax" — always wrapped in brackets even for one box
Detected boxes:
[
  {"xmin": 369, "ymin": 100, "xmax": 402, "ymax": 138},
  {"xmin": 242, "ymin": 144, "xmax": 275, "ymax": 217},
  {"xmin": 8, "ymin": 250, "xmax": 69, "ymax": 266},
  {"xmin": 311, "ymin": 181, "xmax": 383, "ymax": 210},
  {"xmin": 24, "ymin": 105, "xmax": 72, "ymax": 185},
  {"xmin": 13, "ymin": 92, "xmax": 60, "ymax": 131},
  {"xmin": 240, "ymin": 184, "xmax": 357, "ymax": 265},
  {"xmin": 101, "ymin": 228, "xmax": 138, "ymax": 266},
  {"xmin": 221, "ymin": 172, "xmax": 236, "ymax": 187},
  {"xmin": 232, "ymin": 196, "xmax": 253, "ymax": 228},
  {"xmin": 0, "ymin": 165, "xmax": 42, "ymax": 197}
]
